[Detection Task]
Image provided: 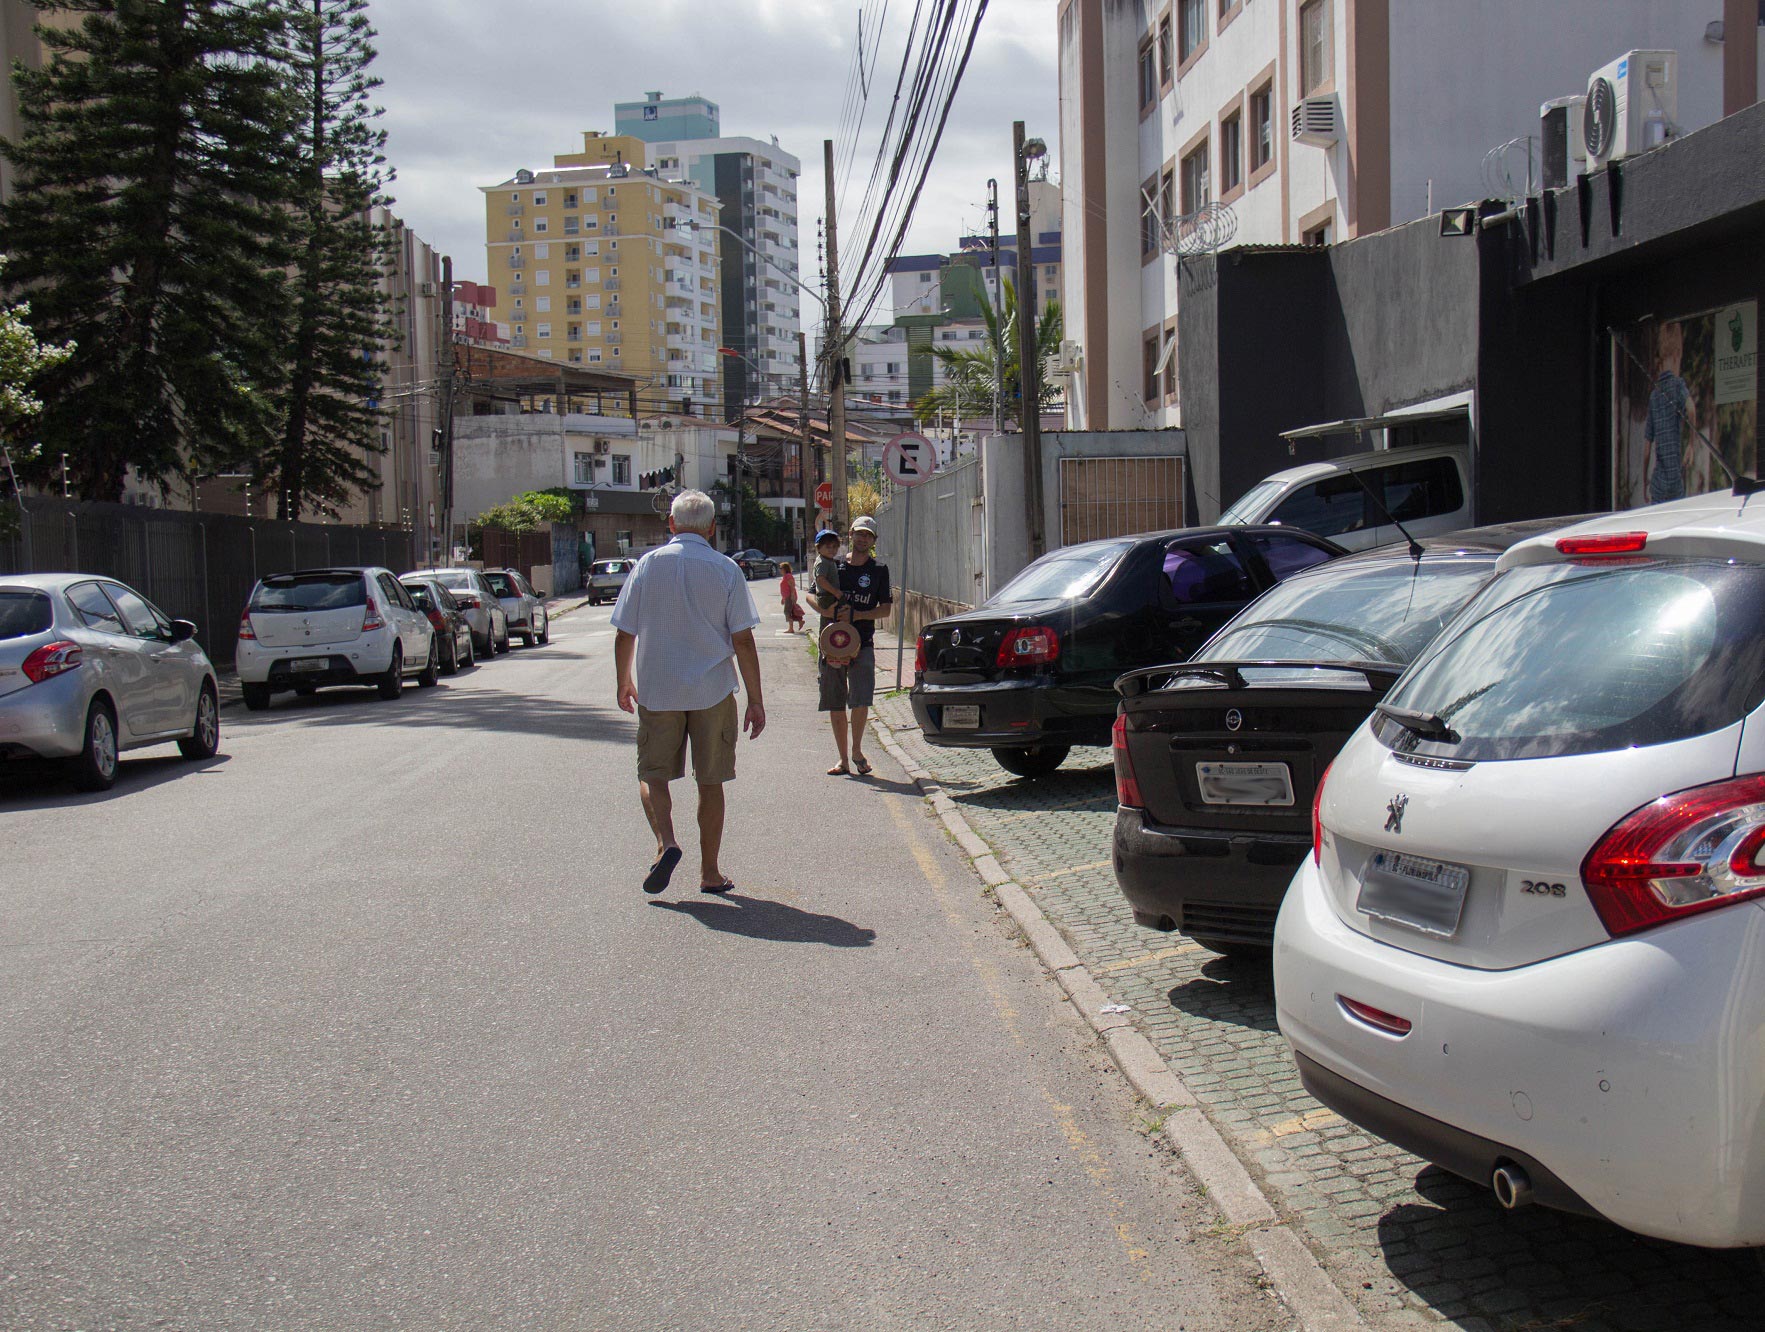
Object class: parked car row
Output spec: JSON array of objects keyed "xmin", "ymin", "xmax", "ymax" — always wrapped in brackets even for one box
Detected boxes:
[
  {"xmin": 911, "ymin": 466, "xmax": 1765, "ymax": 1248},
  {"xmin": 236, "ymin": 565, "xmax": 550, "ymax": 711}
]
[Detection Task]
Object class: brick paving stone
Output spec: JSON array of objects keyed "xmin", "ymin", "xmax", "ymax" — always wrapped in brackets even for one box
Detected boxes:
[{"xmin": 873, "ymin": 698, "xmax": 1765, "ymax": 1330}]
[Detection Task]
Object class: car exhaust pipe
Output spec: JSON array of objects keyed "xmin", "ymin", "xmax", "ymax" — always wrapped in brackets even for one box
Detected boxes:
[{"xmin": 1491, "ymin": 1163, "xmax": 1533, "ymax": 1211}]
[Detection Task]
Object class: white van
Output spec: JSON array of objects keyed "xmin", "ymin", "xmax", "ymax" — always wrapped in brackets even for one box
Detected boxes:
[{"xmin": 1218, "ymin": 444, "xmax": 1471, "ymax": 552}]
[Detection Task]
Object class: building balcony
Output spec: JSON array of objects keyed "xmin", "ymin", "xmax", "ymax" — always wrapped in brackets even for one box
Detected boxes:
[
  {"xmin": 508, "ymin": 282, "xmax": 525, "ymax": 295},
  {"xmin": 506, "ymin": 231, "xmax": 523, "ymax": 242},
  {"xmin": 563, "ymin": 224, "xmax": 580, "ymax": 236},
  {"xmin": 565, "ymin": 279, "xmax": 580, "ymax": 290},
  {"xmin": 508, "ymin": 255, "xmax": 524, "ymax": 268},
  {"xmin": 511, "ymin": 335, "xmax": 527, "ymax": 348},
  {"xmin": 604, "ymin": 278, "xmax": 620, "ymax": 291},
  {"xmin": 607, "ymin": 332, "xmax": 622, "ymax": 344},
  {"xmin": 604, "ymin": 225, "xmax": 620, "ymax": 237},
  {"xmin": 506, "ymin": 203, "xmax": 524, "ymax": 216}
]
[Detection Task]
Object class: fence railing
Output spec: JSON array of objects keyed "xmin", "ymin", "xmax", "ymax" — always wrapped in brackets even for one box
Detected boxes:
[{"xmin": 0, "ymin": 498, "xmax": 415, "ymax": 667}]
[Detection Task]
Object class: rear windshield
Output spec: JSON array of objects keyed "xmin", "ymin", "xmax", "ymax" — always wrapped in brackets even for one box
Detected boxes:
[
  {"xmin": 0, "ymin": 590, "xmax": 52, "ymax": 640},
  {"xmin": 591, "ymin": 562, "xmax": 623, "ymax": 575},
  {"xmin": 1376, "ymin": 559, "xmax": 1765, "ymax": 762},
  {"xmin": 483, "ymin": 572, "xmax": 516, "ymax": 597},
  {"xmin": 250, "ymin": 573, "xmax": 365, "ymax": 611},
  {"xmin": 989, "ymin": 542, "xmax": 1133, "ymax": 606},
  {"xmin": 433, "ymin": 571, "xmax": 473, "ymax": 591},
  {"xmin": 403, "ymin": 584, "xmax": 434, "ymax": 611},
  {"xmin": 1202, "ymin": 555, "xmax": 1495, "ymax": 665},
  {"xmin": 1218, "ymin": 479, "xmax": 1285, "ymax": 525}
]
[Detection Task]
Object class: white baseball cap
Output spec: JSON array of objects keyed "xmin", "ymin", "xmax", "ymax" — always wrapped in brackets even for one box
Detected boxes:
[{"xmin": 850, "ymin": 515, "xmax": 879, "ymax": 535}]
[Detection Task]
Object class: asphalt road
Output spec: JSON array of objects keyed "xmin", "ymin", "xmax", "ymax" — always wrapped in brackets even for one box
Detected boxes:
[{"xmin": 0, "ymin": 597, "xmax": 1283, "ymax": 1331}]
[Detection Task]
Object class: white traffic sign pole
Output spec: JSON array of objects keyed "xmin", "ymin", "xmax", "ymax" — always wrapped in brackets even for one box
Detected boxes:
[
  {"xmin": 882, "ymin": 432, "xmax": 935, "ymax": 689},
  {"xmin": 897, "ymin": 484, "xmax": 911, "ymax": 687}
]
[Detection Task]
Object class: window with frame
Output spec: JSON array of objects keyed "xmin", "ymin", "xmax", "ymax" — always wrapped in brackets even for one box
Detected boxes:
[
  {"xmin": 1177, "ymin": 0, "xmax": 1203, "ymax": 63},
  {"xmin": 1300, "ymin": 0, "xmax": 1330, "ymax": 95},
  {"xmin": 612, "ymin": 455, "xmax": 631, "ymax": 485},
  {"xmin": 1219, "ymin": 0, "xmax": 1232, "ymax": 14},
  {"xmin": 1159, "ymin": 14, "xmax": 1174, "ymax": 82},
  {"xmin": 533, "ymin": 192, "xmax": 547, "ymax": 206},
  {"xmin": 1161, "ymin": 329, "xmax": 1176, "ymax": 399},
  {"xmin": 1139, "ymin": 38, "xmax": 1158, "ymax": 109},
  {"xmin": 1160, "ymin": 166, "xmax": 1175, "ymax": 228},
  {"xmin": 536, "ymin": 322, "xmax": 551, "ymax": 338},
  {"xmin": 1181, "ymin": 142, "xmax": 1210, "ymax": 214},
  {"xmin": 1220, "ymin": 111, "xmax": 1243, "ymax": 193},
  {"xmin": 1249, "ymin": 84, "xmax": 1274, "ymax": 172},
  {"xmin": 535, "ymin": 296, "xmax": 551, "ymax": 313},
  {"xmin": 1142, "ymin": 333, "xmax": 1161, "ymax": 404},
  {"xmin": 534, "ymin": 244, "xmax": 549, "ymax": 260},
  {"xmin": 573, "ymin": 451, "xmax": 593, "ymax": 484},
  {"xmin": 1141, "ymin": 178, "xmax": 1160, "ymax": 256},
  {"xmin": 533, "ymin": 218, "xmax": 548, "ymax": 234}
]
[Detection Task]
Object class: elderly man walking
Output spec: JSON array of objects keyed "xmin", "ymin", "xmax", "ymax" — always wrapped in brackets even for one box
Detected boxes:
[{"xmin": 612, "ymin": 490, "xmax": 766, "ymax": 895}]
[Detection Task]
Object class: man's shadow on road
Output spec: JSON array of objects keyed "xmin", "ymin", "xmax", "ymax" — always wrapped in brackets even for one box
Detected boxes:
[{"xmin": 650, "ymin": 894, "xmax": 876, "ymax": 947}]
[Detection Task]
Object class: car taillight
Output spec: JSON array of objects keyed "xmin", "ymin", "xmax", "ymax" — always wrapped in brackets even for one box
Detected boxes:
[
  {"xmin": 1338, "ymin": 996, "xmax": 1413, "ymax": 1037},
  {"xmin": 915, "ymin": 633, "xmax": 927, "ymax": 674},
  {"xmin": 361, "ymin": 597, "xmax": 385, "ymax": 632},
  {"xmin": 237, "ymin": 606, "xmax": 256, "ymax": 641},
  {"xmin": 455, "ymin": 593, "xmax": 480, "ymax": 609},
  {"xmin": 425, "ymin": 610, "xmax": 446, "ymax": 632},
  {"xmin": 1112, "ymin": 713, "xmax": 1143, "ymax": 809},
  {"xmin": 1556, "ymin": 531, "xmax": 1647, "ymax": 556},
  {"xmin": 1581, "ymin": 775, "xmax": 1765, "ymax": 936},
  {"xmin": 1312, "ymin": 761, "xmax": 1333, "ymax": 865},
  {"xmin": 997, "ymin": 625, "xmax": 1060, "ymax": 667},
  {"xmin": 21, "ymin": 640, "xmax": 82, "ymax": 683}
]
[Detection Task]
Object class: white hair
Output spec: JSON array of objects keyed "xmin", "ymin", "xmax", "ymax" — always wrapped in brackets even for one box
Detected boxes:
[{"xmin": 670, "ymin": 489, "xmax": 716, "ymax": 533}]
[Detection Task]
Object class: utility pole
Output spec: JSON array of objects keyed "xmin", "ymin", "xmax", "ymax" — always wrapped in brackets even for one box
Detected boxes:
[
  {"xmin": 823, "ymin": 138, "xmax": 848, "ymax": 533},
  {"xmin": 986, "ymin": 177, "xmax": 1003, "ymax": 437},
  {"xmin": 439, "ymin": 255, "xmax": 456, "ymax": 565},
  {"xmin": 1014, "ymin": 121, "xmax": 1046, "ymax": 560},
  {"xmin": 798, "ymin": 330, "xmax": 814, "ymax": 564}
]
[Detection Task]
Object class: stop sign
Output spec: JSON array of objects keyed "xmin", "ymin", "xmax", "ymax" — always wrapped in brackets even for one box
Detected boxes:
[{"xmin": 815, "ymin": 481, "xmax": 833, "ymax": 511}]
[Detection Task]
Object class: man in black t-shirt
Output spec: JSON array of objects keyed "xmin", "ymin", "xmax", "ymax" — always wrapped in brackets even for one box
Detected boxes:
[{"xmin": 818, "ymin": 515, "xmax": 893, "ymax": 776}]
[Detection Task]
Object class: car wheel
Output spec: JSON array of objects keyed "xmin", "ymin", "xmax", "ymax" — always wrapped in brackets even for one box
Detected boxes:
[
  {"xmin": 178, "ymin": 683, "xmax": 220, "ymax": 760},
  {"xmin": 377, "ymin": 648, "xmax": 404, "ymax": 699},
  {"xmin": 242, "ymin": 682, "xmax": 272, "ymax": 711},
  {"xmin": 522, "ymin": 628, "xmax": 536, "ymax": 648},
  {"xmin": 498, "ymin": 626, "xmax": 511, "ymax": 651},
  {"xmin": 68, "ymin": 698, "xmax": 119, "ymax": 792},
  {"xmin": 1191, "ymin": 937, "xmax": 1270, "ymax": 961},
  {"xmin": 481, "ymin": 628, "xmax": 497, "ymax": 659},
  {"xmin": 440, "ymin": 634, "xmax": 459, "ymax": 676},
  {"xmin": 462, "ymin": 633, "xmax": 476, "ymax": 669},
  {"xmin": 417, "ymin": 640, "xmax": 440, "ymax": 687},
  {"xmin": 537, "ymin": 614, "xmax": 550, "ymax": 646},
  {"xmin": 991, "ymin": 744, "xmax": 1070, "ymax": 779}
]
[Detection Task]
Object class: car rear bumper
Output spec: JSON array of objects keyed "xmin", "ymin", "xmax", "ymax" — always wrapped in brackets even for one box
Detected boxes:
[
  {"xmin": 0, "ymin": 671, "xmax": 91, "ymax": 760},
  {"xmin": 1112, "ymin": 806, "xmax": 1305, "ymax": 943},
  {"xmin": 910, "ymin": 679, "xmax": 1113, "ymax": 749},
  {"xmin": 1275, "ymin": 855, "xmax": 1765, "ymax": 1247},
  {"xmin": 237, "ymin": 638, "xmax": 394, "ymax": 686}
]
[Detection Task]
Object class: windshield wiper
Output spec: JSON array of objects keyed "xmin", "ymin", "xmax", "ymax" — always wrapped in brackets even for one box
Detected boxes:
[{"xmin": 1375, "ymin": 703, "xmax": 1460, "ymax": 743}]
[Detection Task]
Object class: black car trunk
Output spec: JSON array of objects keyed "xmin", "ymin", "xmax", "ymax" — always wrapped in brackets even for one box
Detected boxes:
[
  {"xmin": 921, "ymin": 599, "xmax": 1069, "ymax": 684},
  {"xmin": 1116, "ymin": 662, "xmax": 1400, "ymax": 832}
]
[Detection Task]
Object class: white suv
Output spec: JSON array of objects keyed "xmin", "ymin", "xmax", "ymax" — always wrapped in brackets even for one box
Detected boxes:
[
  {"xmin": 1276, "ymin": 493, "xmax": 1765, "ymax": 1247},
  {"xmin": 236, "ymin": 568, "xmax": 436, "ymax": 710}
]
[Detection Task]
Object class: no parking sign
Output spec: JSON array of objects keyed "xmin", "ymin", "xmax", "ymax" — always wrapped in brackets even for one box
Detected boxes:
[{"xmin": 882, "ymin": 432, "xmax": 936, "ymax": 488}]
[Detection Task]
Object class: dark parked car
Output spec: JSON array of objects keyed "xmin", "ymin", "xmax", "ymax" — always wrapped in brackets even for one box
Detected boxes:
[
  {"xmin": 911, "ymin": 526, "xmax": 1344, "ymax": 778},
  {"xmin": 730, "ymin": 548, "xmax": 776, "ymax": 580},
  {"xmin": 401, "ymin": 575, "xmax": 476, "ymax": 675},
  {"xmin": 1110, "ymin": 518, "xmax": 1589, "ymax": 956}
]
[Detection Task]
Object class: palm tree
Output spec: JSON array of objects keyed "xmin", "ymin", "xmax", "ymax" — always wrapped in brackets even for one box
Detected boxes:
[{"xmin": 912, "ymin": 278, "xmax": 1063, "ymax": 429}]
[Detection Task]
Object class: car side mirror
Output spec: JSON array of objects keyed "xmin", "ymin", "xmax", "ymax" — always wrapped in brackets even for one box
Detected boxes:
[{"xmin": 168, "ymin": 619, "xmax": 198, "ymax": 643}]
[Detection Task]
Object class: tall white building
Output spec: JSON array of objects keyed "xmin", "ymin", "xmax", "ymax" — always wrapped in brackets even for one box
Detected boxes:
[
  {"xmin": 615, "ymin": 92, "xmax": 802, "ymax": 423},
  {"xmin": 1058, "ymin": 0, "xmax": 1754, "ymax": 432}
]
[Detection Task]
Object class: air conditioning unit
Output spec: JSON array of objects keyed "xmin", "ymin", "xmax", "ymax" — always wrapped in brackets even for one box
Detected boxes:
[
  {"xmin": 419, "ymin": 281, "xmax": 436, "ymax": 297},
  {"xmin": 1290, "ymin": 95, "xmax": 1339, "ymax": 146},
  {"xmin": 1583, "ymin": 50, "xmax": 1677, "ymax": 166},
  {"xmin": 1539, "ymin": 94, "xmax": 1587, "ymax": 190},
  {"xmin": 593, "ymin": 440, "xmax": 611, "ymax": 455},
  {"xmin": 1050, "ymin": 340, "xmax": 1082, "ymax": 376}
]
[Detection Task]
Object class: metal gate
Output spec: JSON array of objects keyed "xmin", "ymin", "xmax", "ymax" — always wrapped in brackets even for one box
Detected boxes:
[{"xmin": 1058, "ymin": 455, "xmax": 1185, "ymax": 544}]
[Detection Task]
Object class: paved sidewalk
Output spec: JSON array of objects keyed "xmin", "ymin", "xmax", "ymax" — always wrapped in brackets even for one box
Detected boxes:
[{"xmin": 871, "ymin": 694, "xmax": 1765, "ymax": 1332}]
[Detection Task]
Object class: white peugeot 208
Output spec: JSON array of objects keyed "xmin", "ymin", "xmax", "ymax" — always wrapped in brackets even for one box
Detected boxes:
[{"xmin": 1275, "ymin": 492, "xmax": 1765, "ymax": 1248}]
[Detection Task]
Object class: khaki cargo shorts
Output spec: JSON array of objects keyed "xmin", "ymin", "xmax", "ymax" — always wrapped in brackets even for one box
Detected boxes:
[{"xmin": 637, "ymin": 694, "xmax": 739, "ymax": 785}]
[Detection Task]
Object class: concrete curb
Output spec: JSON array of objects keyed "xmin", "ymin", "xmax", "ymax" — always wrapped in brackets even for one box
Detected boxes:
[{"xmin": 869, "ymin": 710, "xmax": 1370, "ymax": 1332}]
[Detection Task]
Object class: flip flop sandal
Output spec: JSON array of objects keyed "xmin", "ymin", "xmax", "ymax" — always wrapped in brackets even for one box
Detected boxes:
[
  {"xmin": 643, "ymin": 846, "xmax": 682, "ymax": 894},
  {"xmin": 852, "ymin": 756, "xmax": 873, "ymax": 775},
  {"xmin": 827, "ymin": 762, "xmax": 849, "ymax": 776},
  {"xmin": 701, "ymin": 879, "xmax": 735, "ymax": 895}
]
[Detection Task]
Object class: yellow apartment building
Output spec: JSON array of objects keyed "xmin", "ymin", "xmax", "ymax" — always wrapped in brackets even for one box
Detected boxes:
[{"xmin": 482, "ymin": 132, "xmax": 723, "ymax": 416}]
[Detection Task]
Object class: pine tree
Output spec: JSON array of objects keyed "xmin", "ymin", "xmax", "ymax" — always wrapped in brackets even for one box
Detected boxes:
[
  {"xmin": 269, "ymin": 0, "xmax": 393, "ymax": 521},
  {"xmin": 0, "ymin": 0, "xmax": 297, "ymax": 501}
]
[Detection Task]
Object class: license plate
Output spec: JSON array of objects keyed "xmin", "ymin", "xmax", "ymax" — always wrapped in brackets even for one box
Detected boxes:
[
  {"xmin": 942, "ymin": 704, "xmax": 981, "ymax": 729},
  {"xmin": 1196, "ymin": 760, "xmax": 1294, "ymax": 806},
  {"xmin": 290, "ymin": 657, "xmax": 329, "ymax": 672},
  {"xmin": 1357, "ymin": 850, "xmax": 1472, "ymax": 938}
]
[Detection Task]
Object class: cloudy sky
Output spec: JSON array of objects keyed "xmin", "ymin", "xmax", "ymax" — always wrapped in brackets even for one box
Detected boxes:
[{"xmin": 363, "ymin": 0, "xmax": 1058, "ymax": 324}]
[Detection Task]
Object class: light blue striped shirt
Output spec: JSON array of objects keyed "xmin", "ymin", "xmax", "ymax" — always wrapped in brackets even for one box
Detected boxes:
[{"xmin": 611, "ymin": 533, "xmax": 761, "ymax": 711}]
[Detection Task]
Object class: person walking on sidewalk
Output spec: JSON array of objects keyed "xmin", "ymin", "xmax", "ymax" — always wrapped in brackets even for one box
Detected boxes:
[
  {"xmin": 612, "ymin": 490, "xmax": 766, "ymax": 895},
  {"xmin": 777, "ymin": 560, "xmax": 806, "ymax": 633},
  {"xmin": 819, "ymin": 514, "xmax": 893, "ymax": 777}
]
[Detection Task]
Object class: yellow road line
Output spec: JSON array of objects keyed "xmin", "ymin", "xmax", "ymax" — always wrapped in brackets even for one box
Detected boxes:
[{"xmin": 1097, "ymin": 943, "xmax": 1205, "ymax": 973}]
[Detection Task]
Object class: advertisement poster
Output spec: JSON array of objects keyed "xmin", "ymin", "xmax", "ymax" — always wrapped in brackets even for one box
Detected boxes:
[{"xmin": 1611, "ymin": 301, "xmax": 1758, "ymax": 510}]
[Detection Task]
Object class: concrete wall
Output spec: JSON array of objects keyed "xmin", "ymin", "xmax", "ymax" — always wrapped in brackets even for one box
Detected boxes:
[
  {"xmin": 872, "ymin": 456, "xmax": 984, "ymax": 637},
  {"xmin": 452, "ymin": 413, "xmax": 639, "ymax": 519}
]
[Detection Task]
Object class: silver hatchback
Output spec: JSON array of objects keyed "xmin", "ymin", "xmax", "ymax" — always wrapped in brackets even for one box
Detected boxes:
[{"xmin": 0, "ymin": 574, "xmax": 220, "ymax": 791}]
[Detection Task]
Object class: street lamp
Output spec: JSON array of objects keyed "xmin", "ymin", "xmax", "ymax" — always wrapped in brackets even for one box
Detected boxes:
[{"xmin": 1015, "ymin": 124, "xmax": 1048, "ymax": 559}]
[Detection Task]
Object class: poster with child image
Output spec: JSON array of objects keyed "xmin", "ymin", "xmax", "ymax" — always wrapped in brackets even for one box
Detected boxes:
[{"xmin": 1611, "ymin": 302, "xmax": 1757, "ymax": 510}]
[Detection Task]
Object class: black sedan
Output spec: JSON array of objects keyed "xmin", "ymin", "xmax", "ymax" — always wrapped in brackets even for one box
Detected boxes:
[
  {"xmin": 911, "ymin": 526, "xmax": 1344, "ymax": 778},
  {"xmin": 730, "ymin": 549, "xmax": 776, "ymax": 580},
  {"xmin": 1110, "ymin": 518, "xmax": 1587, "ymax": 956}
]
